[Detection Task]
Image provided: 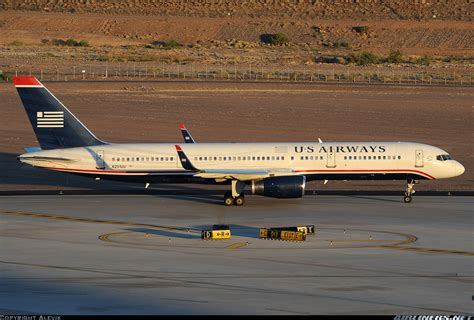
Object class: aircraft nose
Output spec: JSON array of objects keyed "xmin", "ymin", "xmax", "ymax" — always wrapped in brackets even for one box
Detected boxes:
[{"xmin": 452, "ymin": 161, "xmax": 465, "ymax": 177}]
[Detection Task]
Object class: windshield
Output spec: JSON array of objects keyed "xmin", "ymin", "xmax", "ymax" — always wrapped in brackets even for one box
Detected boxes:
[{"xmin": 436, "ymin": 154, "xmax": 453, "ymax": 161}]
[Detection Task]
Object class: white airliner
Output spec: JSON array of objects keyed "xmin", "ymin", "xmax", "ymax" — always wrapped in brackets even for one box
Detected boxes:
[{"xmin": 14, "ymin": 77, "xmax": 465, "ymax": 206}]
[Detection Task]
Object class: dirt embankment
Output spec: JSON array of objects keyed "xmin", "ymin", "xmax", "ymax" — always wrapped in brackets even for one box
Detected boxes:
[{"xmin": 1, "ymin": 0, "xmax": 472, "ymax": 21}]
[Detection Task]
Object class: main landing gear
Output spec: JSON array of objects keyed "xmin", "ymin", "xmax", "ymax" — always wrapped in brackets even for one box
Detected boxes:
[
  {"xmin": 224, "ymin": 191, "xmax": 245, "ymax": 206},
  {"xmin": 404, "ymin": 179, "xmax": 417, "ymax": 203},
  {"xmin": 224, "ymin": 180, "xmax": 246, "ymax": 206}
]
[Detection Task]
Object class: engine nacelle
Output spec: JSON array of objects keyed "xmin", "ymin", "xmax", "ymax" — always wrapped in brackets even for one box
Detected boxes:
[{"xmin": 251, "ymin": 176, "xmax": 306, "ymax": 198}]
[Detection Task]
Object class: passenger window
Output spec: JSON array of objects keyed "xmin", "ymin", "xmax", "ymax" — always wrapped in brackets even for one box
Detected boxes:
[
  {"xmin": 300, "ymin": 156, "xmax": 304, "ymax": 160},
  {"xmin": 378, "ymin": 156, "xmax": 381, "ymax": 160},
  {"xmin": 363, "ymin": 156, "xmax": 367, "ymax": 160},
  {"xmin": 320, "ymin": 156, "xmax": 323, "ymax": 160},
  {"xmin": 398, "ymin": 156, "xmax": 401, "ymax": 160},
  {"xmin": 383, "ymin": 156, "xmax": 386, "ymax": 160},
  {"xmin": 281, "ymin": 156, "xmax": 285, "ymax": 160}
]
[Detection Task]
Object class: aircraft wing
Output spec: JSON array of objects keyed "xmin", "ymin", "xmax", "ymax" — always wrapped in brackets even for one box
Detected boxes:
[
  {"xmin": 174, "ymin": 145, "xmax": 296, "ymax": 181},
  {"xmin": 195, "ymin": 169, "xmax": 270, "ymax": 181},
  {"xmin": 194, "ymin": 169, "xmax": 296, "ymax": 181}
]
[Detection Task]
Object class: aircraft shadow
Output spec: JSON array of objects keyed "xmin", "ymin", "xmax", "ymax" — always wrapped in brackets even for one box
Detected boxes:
[
  {"xmin": 125, "ymin": 227, "xmax": 201, "ymax": 240},
  {"xmin": 347, "ymin": 195, "xmax": 402, "ymax": 203}
]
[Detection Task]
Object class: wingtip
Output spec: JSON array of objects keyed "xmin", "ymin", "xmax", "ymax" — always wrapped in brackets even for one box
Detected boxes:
[
  {"xmin": 179, "ymin": 123, "xmax": 185, "ymax": 129},
  {"xmin": 12, "ymin": 76, "xmax": 42, "ymax": 87},
  {"xmin": 175, "ymin": 144, "xmax": 182, "ymax": 151}
]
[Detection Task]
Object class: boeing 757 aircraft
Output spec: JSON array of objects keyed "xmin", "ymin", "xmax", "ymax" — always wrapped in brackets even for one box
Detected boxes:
[{"xmin": 14, "ymin": 77, "xmax": 465, "ymax": 206}]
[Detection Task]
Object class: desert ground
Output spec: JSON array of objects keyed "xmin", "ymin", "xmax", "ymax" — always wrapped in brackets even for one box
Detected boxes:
[
  {"xmin": 0, "ymin": 80, "xmax": 472, "ymax": 192},
  {"xmin": 0, "ymin": 1, "xmax": 472, "ymax": 73}
]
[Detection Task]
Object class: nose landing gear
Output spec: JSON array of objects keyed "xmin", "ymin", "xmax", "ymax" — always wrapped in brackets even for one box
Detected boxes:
[{"xmin": 404, "ymin": 179, "xmax": 417, "ymax": 203}]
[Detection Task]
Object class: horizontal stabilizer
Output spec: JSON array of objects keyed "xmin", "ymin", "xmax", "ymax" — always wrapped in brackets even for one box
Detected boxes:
[{"xmin": 18, "ymin": 155, "xmax": 77, "ymax": 162}]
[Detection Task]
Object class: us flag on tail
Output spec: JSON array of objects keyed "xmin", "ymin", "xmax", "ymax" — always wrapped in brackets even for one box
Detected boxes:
[{"xmin": 36, "ymin": 111, "xmax": 64, "ymax": 128}]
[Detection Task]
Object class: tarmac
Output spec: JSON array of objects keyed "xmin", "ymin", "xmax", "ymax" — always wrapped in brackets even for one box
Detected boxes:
[{"xmin": 0, "ymin": 193, "xmax": 472, "ymax": 315}]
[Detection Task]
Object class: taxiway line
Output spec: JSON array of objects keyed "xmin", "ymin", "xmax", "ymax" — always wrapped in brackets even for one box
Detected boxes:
[
  {"xmin": 377, "ymin": 245, "xmax": 474, "ymax": 256},
  {"xmin": 226, "ymin": 242, "xmax": 249, "ymax": 249}
]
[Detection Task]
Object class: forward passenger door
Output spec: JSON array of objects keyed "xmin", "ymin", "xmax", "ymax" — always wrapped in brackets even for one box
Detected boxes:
[{"xmin": 415, "ymin": 149, "xmax": 424, "ymax": 167}]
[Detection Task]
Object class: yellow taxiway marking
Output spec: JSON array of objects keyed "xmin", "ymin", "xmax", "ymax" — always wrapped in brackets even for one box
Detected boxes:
[
  {"xmin": 377, "ymin": 245, "xmax": 474, "ymax": 256},
  {"xmin": 2, "ymin": 209, "xmax": 473, "ymax": 256},
  {"xmin": 0, "ymin": 209, "xmax": 187, "ymax": 232},
  {"xmin": 328, "ymin": 239, "xmax": 401, "ymax": 243},
  {"xmin": 226, "ymin": 242, "xmax": 248, "ymax": 249}
]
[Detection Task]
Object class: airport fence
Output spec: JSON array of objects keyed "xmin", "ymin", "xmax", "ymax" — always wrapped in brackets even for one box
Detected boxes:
[{"xmin": 2, "ymin": 63, "xmax": 473, "ymax": 86}]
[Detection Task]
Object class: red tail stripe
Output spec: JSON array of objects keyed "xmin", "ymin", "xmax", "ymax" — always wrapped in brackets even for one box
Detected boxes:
[{"xmin": 13, "ymin": 76, "xmax": 42, "ymax": 86}]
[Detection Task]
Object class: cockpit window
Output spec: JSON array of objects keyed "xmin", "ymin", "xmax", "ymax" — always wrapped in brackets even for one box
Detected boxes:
[{"xmin": 436, "ymin": 154, "xmax": 453, "ymax": 161}]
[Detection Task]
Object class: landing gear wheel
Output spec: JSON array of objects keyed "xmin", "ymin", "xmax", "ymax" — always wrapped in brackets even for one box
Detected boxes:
[
  {"xmin": 404, "ymin": 179, "xmax": 416, "ymax": 203},
  {"xmin": 234, "ymin": 194, "xmax": 245, "ymax": 206},
  {"xmin": 224, "ymin": 191, "xmax": 234, "ymax": 206}
]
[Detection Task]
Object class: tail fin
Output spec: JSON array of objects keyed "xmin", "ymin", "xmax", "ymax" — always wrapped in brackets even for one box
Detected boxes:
[
  {"xmin": 180, "ymin": 123, "xmax": 196, "ymax": 143},
  {"xmin": 13, "ymin": 77, "xmax": 106, "ymax": 150}
]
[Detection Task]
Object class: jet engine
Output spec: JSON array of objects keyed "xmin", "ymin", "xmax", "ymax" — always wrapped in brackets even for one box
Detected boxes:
[{"xmin": 251, "ymin": 176, "xmax": 306, "ymax": 198}]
